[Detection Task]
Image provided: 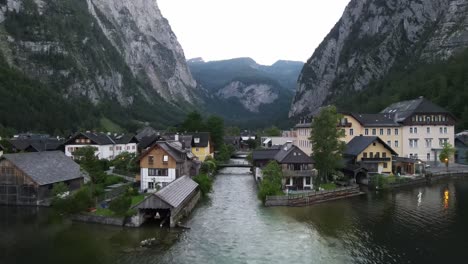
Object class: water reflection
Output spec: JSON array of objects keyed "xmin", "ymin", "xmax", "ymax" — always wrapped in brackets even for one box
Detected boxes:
[{"xmin": 1, "ymin": 166, "xmax": 468, "ymax": 264}]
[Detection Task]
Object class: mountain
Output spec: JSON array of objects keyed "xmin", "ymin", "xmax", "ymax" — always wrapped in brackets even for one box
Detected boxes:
[
  {"xmin": 290, "ymin": 0, "xmax": 468, "ymax": 122},
  {"xmin": 188, "ymin": 57, "xmax": 303, "ymax": 128},
  {"xmin": 0, "ymin": 0, "xmax": 197, "ymax": 134}
]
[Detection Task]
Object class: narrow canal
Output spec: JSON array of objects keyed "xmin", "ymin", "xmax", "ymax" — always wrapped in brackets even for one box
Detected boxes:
[{"xmin": 1, "ymin": 159, "xmax": 468, "ymax": 264}]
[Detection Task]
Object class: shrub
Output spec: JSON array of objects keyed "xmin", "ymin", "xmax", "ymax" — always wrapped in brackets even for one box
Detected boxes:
[
  {"xmin": 52, "ymin": 182, "xmax": 69, "ymax": 197},
  {"xmin": 193, "ymin": 174, "xmax": 213, "ymax": 196},
  {"xmin": 52, "ymin": 186, "xmax": 93, "ymax": 215},
  {"xmin": 103, "ymin": 175, "xmax": 124, "ymax": 187},
  {"xmin": 258, "ymin": 161, "xmax": 283, "ymax": 203},
  {"xmin": 320, "ymin": 183, "xmax": 337, "ymax": 191},
  {"xmin": 109, "ymin": 195, "xmax": 132, "ymax": 216}
]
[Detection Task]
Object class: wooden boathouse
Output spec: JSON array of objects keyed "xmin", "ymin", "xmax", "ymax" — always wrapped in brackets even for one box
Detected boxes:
[{"xmin": 130, "ymin": 176, "xmax": 200, "ymax": 227}]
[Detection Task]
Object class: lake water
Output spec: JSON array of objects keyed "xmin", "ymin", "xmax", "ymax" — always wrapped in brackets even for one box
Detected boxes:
[{"xmin": 1, "ymin": 162, "xmax": 468, "ymax": 264}]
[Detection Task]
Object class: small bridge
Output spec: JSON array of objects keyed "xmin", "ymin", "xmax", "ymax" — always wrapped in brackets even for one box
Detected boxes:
[
  {"xmin": 232, "ymin": 151, "xmax": 250, "ymax": 158},
  {"xmin": 218, "ymin": 164, "xmax": 252, "ymax": 168}
]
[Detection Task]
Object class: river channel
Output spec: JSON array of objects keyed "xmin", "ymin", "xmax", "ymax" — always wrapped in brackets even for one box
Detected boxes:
[{"xmin": 1, "ymin": 159, "xmax": 468, "ymax": 264}]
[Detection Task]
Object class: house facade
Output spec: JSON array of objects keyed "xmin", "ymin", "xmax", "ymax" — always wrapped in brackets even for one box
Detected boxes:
[
  {"xmin": 344, "ymin": 136, "xmax": 398, "ymax": 175},
  {"xmin": 380, "ymin": 97, "xmax": 456, "ymax": 163},
  {"xmin": 190, "ymin": 133, "xmax": 214, "ymax": 162},
  {"xmin": 253, "ymin": 143, "xmax": 315, "ymax": 190},
  {"xmin": 0, "ymin": 151, "xmax": 84, "ymax": 205},
  {"xmin": 455, "ymin": 132, "xmax": 468, "ymax": 165},
  {"xmin": 139, "ymin": 141, "xmax": 198, "ymax": 192},
  {"xmin": 64, "ymin": 132, "xmax": 138, "ymax": 160},
  {"xmin": 293, "ymin": 116, "xmax": 313, "ymax": 156}
]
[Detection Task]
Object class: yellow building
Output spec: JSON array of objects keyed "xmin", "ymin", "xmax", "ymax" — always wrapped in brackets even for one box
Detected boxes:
[
  {"xmin": 344, "ymin": 136, "xmax": 398, "ymax": 174},
  {"xmin": 190, "ymin": 132, "xmax": 214, "ymax": 162},
  {"xmin": 340, "ymin": 113, "xmax": 403, "ymax": 156}
]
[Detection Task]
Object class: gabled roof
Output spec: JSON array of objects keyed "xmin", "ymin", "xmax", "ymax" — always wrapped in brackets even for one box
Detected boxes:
[
  {"xmin": 345, "ymin": 136, "xmax": 398, "ymax": 157},
  {"xmin": 191, "ymin": 132, "xmax": 211, "ymax": 148},
  {"xmin": 135, "ymin": 176, "xmax": 199, "ymax": 210},
  {"xmin": 381, "ymin": 97, "xmax": 451, "ymax": 122},
  {"xmin": 65, "ymin": 132, "xmax": 115, "ymax": 145},
  {"xmin": 138, "ymin": 135, "xmax": 162, "ymax": 150},
  {"xmin": 456, "ymin": 135, "xmax": 468, "ymax": 147},
  {"xmin": 9, "ymin": 138, "xmax": 63, "ymax": 152},
  {"xmin": 2, "ymin": 151, "xmax": 84, "ymax": 185},
  {"xmin": 0, "ymin": 144, "xmax": 4, "ymax": 151},
  {"xmin": 112, "ymin": 134, "xmax": 138, "ymax": 144},
  {"xmin": 139, "ymin": 141, "xmax": 187, "ymax": 163},
  {"xmin": 135, "ymin": 126, "xmax": 161, "ymax": 141},
  {"xmin": 156, "ymin": 176, "xmax": 199, "ymax": 208},
  {"xmin": 252, "ymin": 144, "xmax": 313, "ymax": 164},
  {"xmin": 349, "ymin": 113, "xmax": 400, "ymax": 127}
]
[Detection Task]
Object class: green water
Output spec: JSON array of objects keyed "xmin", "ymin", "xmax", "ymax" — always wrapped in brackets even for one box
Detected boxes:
[{"xmin": 1, "ymin": 166, "xmax": 468, "ymax": 264}]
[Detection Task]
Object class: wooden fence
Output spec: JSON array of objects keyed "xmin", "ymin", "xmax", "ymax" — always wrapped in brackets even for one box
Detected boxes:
[{"xmin": 265, "ymin": 186, "xmax": 362, "ymax": 207}]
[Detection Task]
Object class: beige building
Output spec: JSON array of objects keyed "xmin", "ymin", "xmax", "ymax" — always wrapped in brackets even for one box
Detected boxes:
[{"xmin": 293, "ymin": 116, "xmax": 313, "ymax": 156}]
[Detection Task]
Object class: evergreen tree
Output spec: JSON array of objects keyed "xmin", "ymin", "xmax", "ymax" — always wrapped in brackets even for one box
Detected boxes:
[
  {"xmin": 206, "ymin": 115, "xmax": 224, "ymax": 148},
  {"xmin": 180, "ymin": 111, "xmax": 205, "ymax": 132}
]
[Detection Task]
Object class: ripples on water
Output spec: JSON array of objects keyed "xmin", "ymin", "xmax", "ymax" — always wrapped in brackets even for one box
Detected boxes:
[{"xmin": 1, "ymin": 163, "xmax": 468, "ymax": 264}]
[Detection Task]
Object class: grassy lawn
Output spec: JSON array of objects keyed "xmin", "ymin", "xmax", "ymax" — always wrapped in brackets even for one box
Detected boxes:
[
  {"xmin": 320, "ymin": 183, "xmax": 337, "ymax": 191},
  {"xmin": 93, "ymin": 208, "xmax": 116, "ymax": 217},
  {"xmin": 100, "ymin": 117, "xmax": 123, "ymax": 133},
  {"xmin": 131, "ymin": 194, "xmax": 147, "ymax": 206}
]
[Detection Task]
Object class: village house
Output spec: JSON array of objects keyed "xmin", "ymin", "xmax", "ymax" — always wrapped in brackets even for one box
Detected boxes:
[
  {"xmin": 8, "ymin": 134, "xmax": 63, "ymax": 153},
  {"xmin": 239, "ymin": 131, "xmax": 257, "ymax": 150},
  {"xmin": 138, "ymin": 141, "xmax": 199, "ymax": 192},
  {"xmin": 190, "ymin": 132, "xmax": 214, "ymax": 162},
  {"xmin": 0, "ymin": 151, "xmax": 85, "ymax": 206},
  {"xmin": 455, "ymin": 131, "xmax": 468, "ymax": 165},
  {"xmin": 64, "ymin": 132, "xmax": 138, "ymax": 160},
  {"xmin": 253, "ymin": 143, "xmax": 316, "ymax": 190},
  {"xmin": 344, "ymin": 136, "xmax": 398, "ymax": 182},
  {"xmin": 293, "ymin": 116, "xmax": 313, "ymax": 156},
  {"xmin": 0, "ymin": 144, "xmax": 4, "ymax": 157}
]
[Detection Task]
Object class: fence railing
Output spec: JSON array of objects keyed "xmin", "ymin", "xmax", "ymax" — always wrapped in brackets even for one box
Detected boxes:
[{"xmin": 266, "ymin": 186, "xmax": 360, "ymax": 201}]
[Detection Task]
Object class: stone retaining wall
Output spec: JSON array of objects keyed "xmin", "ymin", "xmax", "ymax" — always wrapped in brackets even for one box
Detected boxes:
[{"xmin": 72, "ymin": 214, "xmax": 125, "ymax": 226}]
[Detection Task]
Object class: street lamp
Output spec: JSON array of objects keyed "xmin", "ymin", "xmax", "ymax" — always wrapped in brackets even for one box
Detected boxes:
[{"xmin": 445, "ymin": 158, "xmax": 449, "ymax": 172}]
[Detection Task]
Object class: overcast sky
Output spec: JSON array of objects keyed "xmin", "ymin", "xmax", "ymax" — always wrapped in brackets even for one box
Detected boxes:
[{"xmin": 157, "ymin": 0, "xmax": 350, "ymax": 65}]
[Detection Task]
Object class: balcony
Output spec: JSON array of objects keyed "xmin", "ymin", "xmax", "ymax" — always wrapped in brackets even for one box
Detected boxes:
[
  {"xmin": 283, "ymin": 169, "xmax": 316, "ymax": 177},
  {"xmin": 361, "ymin": 157, "xmax": 391, "ymax": 163}
]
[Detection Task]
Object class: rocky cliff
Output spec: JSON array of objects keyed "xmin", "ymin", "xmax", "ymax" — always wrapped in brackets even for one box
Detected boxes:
[
  {"xmin": 0, "ymin": 0, "xmax": 196, "ymax": 131},
  {"xmin": 290, "ymin": 0, "xmax": 468, "ymax": 117}
]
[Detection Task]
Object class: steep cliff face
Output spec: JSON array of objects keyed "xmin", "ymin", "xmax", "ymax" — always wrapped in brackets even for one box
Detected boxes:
[
  {"xmin": 217, "ymin": 81, "xmax": 279, "ymax": 113},
  {"xmin": 290, "ymin": 0, "xmax": 468, "ymax": 117},
  {"xmin": 0, "ymin": 0, "xmax": 196, "ymax": 130}
]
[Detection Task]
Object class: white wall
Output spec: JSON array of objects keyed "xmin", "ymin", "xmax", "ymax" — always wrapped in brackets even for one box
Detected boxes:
[
  {"xmin": 140, "ymin": 168, "xmax": 176, "ymax": 191},
  {"xmin": 402, "ymin": 125, "xmax": 455, "ymax": 162},
  {"xmin": 65, "ymin": 143, "xmax": 137, "ymax": 160},
  {"xmin": 294, "ymin": 127, "xmax": 312, "ymax": 156}
]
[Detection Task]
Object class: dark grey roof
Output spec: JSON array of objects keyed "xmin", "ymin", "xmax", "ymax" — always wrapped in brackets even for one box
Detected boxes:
[
  {"xmin": 65, "ymin": 132, "xmax": 115, "ymax": 145},
  {"xmin": 456, "ymin": 135, "xmax": 468, "ymax": 147},
  {"xmin": 139, "ymin": 135, "xmax": 161, "ymax": 150},
  {"xmin": 350, "ymin": 113, "xmax": 400, "ymax": 127},
  {"xmin": 134, "ymin": 195, "xmax": 172, "ymax": 210},
  {"xmin": 190, "ymin": 132, "xmax": 211, "ymax": 147},
  {"xmin": 253, "ymin": 144, "xmax": 312, "ymax": 164},
  {"xmin": 9, "ymin": 138, "xmax": 63, "ymax": 152},
  {"xmin": 345, "ymin": 136, "xmax": 397, "ymax": 157},
  {"xmin": 294, "ymin": 123, "xmax": 312, "ymax": 128},
  {"xmin": 140, "ymin": 141, "xmax": 187, "ymax": 163},
  {"xmin": 136, "ymin": 126, "xmax": 162, "ymax": 141},
  {"xmin": 381, "ymin": 97, "xmax": 450, "ymax": 122},
  {"xmin": 112, "ymin": 134, "xmax": 138, "ymax": 144},
  {"xmin": 0, "ymin": 144, "xmax": 4, "ymax": 151},
  {"xmin": 394, "ymin": 157, "xmax": 418, "ymax": 163},
  {"xmin": 2, "ymin": 151, "xmax": 84, "ymax": 185},
  {"xmin": 156, "ymin": 176, "xmax": 198, "ymax": 208}
]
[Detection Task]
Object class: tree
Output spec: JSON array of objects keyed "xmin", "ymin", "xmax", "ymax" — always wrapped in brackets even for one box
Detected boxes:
[
  {"xmin": 264, "ymin": 126, "xmax": 281, "ymax": 137},
  {"xmin": 246, "ymin": 139, "xmax": 258, "ymax": 150},
  {"xmin": 52, "ymin": 182, "xmax": 69, "ymax": 197},
  {"xmin": 73, "ymin": 146, "xmax": 106, "ymax": 184},
  {"xmin": 181, "ymin": 111, "xmax": 205, "ymax": 132},
  {"xmin": 206, "ymin": 115, "xmax": 224, "ymax": 148},
  {"xmin": 109, "ymin": 195, "xmax": 132, "ymax": 216},
  {"xmin": 225, "ymin": 126, "xmax": 241, "ymax": 136},
  {"xmin": 258, "ymin": 161, "xmax": 283, "ymax": 203},
  {"xmin": 193, "ymin": 174, "xmax": 213, "ymax": 196},
  {"xmin": 439, "ymin": 142, "xmax": 456, "ymax": 170},
  {"xmin": 310, "ymin": 106, "xmax": 346, "ymax": 188},
  {"xmin": 112, "ymin": 152, "xmax": 138, "ymax": 173}
]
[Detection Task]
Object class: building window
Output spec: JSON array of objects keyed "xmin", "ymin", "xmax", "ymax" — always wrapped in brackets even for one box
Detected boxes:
[
  {"xmin": 387, "ymin": 129, "xmax": 391, "ymax": 135},
  {"xmin": 109, "ymin": 146, "xmax": 113, "ymax": 151},
  {"xmin": 350, "ymin": 129, "xmax": 354, "ymax": 136},
  {"xmin": 380, "ymin": 129, "xmax": 384, "ymax": 136},
  {"xmin": 425, "ymin": 139, "xmax": 432, "ymax": 148},
  {"xmin": 148, "ymin": 168, "xmax": 168, "ymax": 176},
  {"xmin": 409, "ymin": 139, "xmax": 418, "ymax": 148},
  {"xmin": 439, "ymin": 138, "xmax": 448, "ymax": 147},
  {"xmin": 372, "ymin": 129, "xmax": 376, "ymax": 136},
  {"xmin": 370, "ymin": 152, "xmax": 374, "ymax": 158},
  {"xmin": 444, "ymin": 127, "xmax": 448, "ymax": 134},
  {"xmin": 148, "ymin": 156, "xmax": 154, "ymax": 166},
  {"xmin": 410, "ymin": 128, "xmax": 413, "ymax": 134},
  {"xmin": 395, "ymin": 140, "xmax": 399, "ymax": 148},
  {"xmin": 382, "ymin": 152, "xmax": 387, "ymax": 158},
  {"xmin": 414, "ymin": 127, "xmax": 418, "ymax": 134},
  {"xmin": 132, "ymin": 146, "xmax": 136, "ymax": 150},
  {"xmin": 427, "ymin": 127, "xmax": 430, "ymax": 134},
  {"xmin": 440, "ymin": 127, "xmax": 443, "ymax": 134},
  {"xmin": 363, "ymin": 152, "xmax": 368, "ymax": 158},
  {"xmin": 305, "ymin": 177, "xmax": 311, "ymax": 185},
  {"xmin": 383, "ymin": 163, "xmax": 388, "ymax": 169},
  {"xmin": 387, "ymin": 141, "xmax": 391, "ymax": 146},
  {"xmin": 427, "ymin": 153, "xmax": 431, "ymax": 160},
  {"xmin": 395, "ymin": 129, "xmax": 399, "ymax": 135},
  {"xmin": 196, "ymin": 148, "xmax": 200, "ymax": 152},
  {"xmin": 365, "ymin": 129, "xmax": 369, "ymax": 136},
  {"xmin": 194, "ymin": 138, "xmax": 200, "ymax": 144},
  {"xmin": 163, "ymin": 155, "xmax": 169, "ymax": 164},
  {"xmin": 148, "ymin": 182, "xmax": 154, "ymax": 189}
]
